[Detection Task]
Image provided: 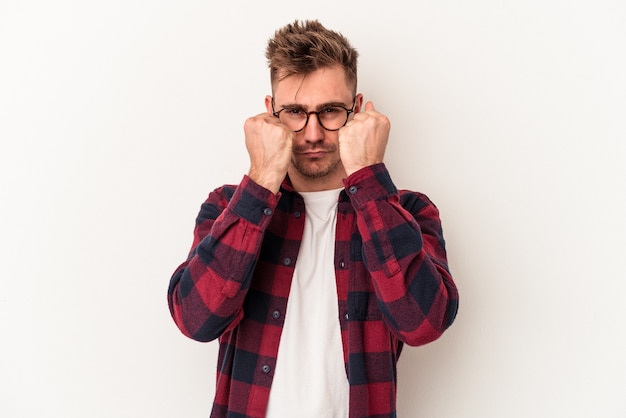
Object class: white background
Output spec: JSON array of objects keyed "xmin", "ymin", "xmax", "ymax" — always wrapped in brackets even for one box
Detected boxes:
[{"xmin": 1, "ymin": 1, "xmax": 625, "ymax": 417}]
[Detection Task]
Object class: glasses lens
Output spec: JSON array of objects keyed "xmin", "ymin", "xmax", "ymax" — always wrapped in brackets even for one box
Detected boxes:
[
  {"xmin": 318, "ymin": 107, "xmax": 349, "ymax": 131},
  {"xmin": 278, "ymin": 109, "xmax": 307, "ymax": 131}
]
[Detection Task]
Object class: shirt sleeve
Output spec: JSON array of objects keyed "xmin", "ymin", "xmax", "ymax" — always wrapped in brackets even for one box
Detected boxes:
[
  {"xmin": 167, "ymin": 175, "xmax": 279, "ymax": 342},
  {"xmin": 343, "ymin": 163, "xmax": 459, "ymax": 346}
]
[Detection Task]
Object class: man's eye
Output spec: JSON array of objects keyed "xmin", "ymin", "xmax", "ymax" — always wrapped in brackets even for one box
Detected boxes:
[
  {"xmin": 285, "ymin": 109, "xmax": 304, "ymax": 116},
  {"xmin": 322, "ymin": 107, "xmax": 340, "ymax": 114}
]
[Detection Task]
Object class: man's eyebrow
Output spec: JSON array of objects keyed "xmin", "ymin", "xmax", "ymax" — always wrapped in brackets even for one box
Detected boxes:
[{"xmin": 278, "ymin": 101, "xmax": 351, "ymax": 110}]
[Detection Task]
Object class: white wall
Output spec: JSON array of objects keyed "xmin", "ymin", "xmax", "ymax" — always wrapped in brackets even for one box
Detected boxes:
[{"xmin": 1, "ymin": 1, "xmax": 624, "ymax": 417}]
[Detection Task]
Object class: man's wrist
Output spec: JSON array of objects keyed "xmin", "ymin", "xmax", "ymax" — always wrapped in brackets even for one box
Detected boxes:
[{"xmin": 248, "ymin": 169, "xmax": 283, "ymax": 194}]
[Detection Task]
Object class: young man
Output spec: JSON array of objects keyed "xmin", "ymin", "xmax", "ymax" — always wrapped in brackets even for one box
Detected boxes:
[{"xmin": 168, "ymin": 20, "xmax": 459, "ymax": 418}]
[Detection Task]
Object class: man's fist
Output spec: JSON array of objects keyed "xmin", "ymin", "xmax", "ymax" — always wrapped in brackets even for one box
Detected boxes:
[
  {"xmin": 244, "ymin": 113, "xmax": 294, "ymax": 193},
  {"xmin": 338, "ymin": 101, "xmax": 390, "ymax": 177}
]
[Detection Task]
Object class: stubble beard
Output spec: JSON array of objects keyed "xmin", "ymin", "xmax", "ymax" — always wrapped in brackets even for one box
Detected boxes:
[{"xmin": 292, "ymin": 153, "xmax": 341, "ymax": 179}]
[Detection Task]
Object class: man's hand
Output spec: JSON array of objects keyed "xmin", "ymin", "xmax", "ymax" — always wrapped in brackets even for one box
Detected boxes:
[
  {"xmin": 244, "ymin": 113, "xmax": 294, "ymax": 194},
  {"xmin": 338, "ymin": 101, "xmax": 390, "ymax": 177}
]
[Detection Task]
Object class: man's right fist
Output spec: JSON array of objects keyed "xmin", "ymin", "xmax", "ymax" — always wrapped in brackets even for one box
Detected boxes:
[{"xmin": 244, "ymin": 113, "xmax": 294, "ymax": 194}]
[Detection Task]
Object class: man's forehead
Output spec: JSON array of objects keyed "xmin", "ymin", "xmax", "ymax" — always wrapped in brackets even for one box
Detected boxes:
[{"xmin": 273, "ymin": 70, "xmax": 352, "ymax": 106}]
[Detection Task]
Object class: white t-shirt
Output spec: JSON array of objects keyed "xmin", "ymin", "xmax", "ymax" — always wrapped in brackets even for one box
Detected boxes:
[{"xmin": 265, "ymin": 188, "xmax": 349, "ymax": 418}]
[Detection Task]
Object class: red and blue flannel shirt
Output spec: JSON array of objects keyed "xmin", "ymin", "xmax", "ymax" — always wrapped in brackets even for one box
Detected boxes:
[{"xmin": 168, "ymin": 163, "xmax": 459, "ymax": 418}]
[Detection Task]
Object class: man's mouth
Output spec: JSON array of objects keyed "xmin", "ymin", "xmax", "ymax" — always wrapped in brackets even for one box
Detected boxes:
[
  {"xmin": 302, "ymin": 150, "xmax": 327, "ymax": 158},
  {"xmin": 294, "ymin": 145, "xmax": 335, "ymax": 158}
]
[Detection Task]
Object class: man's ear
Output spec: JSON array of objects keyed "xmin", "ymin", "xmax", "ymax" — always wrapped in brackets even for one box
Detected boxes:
[
  {"xmin": 353, "ymin": 93, "xmax": 364, "ymax": 113},
  {"xmin": 265, "ymin": 95, "xmax": 274, "ymax": 114}
]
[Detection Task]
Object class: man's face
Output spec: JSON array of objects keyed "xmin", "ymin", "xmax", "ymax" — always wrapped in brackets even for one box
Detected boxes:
[{"xmin": 266, "ymin": 66, "xmax": 361, "ymax": 190}]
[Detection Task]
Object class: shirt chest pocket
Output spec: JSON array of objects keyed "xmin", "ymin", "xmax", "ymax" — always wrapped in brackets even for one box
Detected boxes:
[
  {"xmin": 347, "ymin": 262, "xmax": 383, "ymax": 321},
  {"xmin": 348, "ymin": 290, "xmax": 383, "ymax": 321}
]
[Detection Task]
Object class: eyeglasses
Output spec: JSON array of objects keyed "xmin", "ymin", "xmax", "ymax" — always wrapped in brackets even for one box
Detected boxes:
[{"xmin": 272, "ymin": 98, "xmax": 356, "ymax": 132}]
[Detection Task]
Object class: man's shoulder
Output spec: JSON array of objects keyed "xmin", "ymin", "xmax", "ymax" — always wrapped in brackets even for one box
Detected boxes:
[
  {"xmin": 397, "ymin": 189, "xmax": 438, "ymax": 212},
  {"xmin": 213, "ymin": 183, "xmax": 239, "ymax": 196}
]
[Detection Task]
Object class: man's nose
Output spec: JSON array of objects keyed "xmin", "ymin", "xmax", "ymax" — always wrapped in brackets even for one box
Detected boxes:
[{"xmin": 302, "ymin": 113, "xmax": 325, "ymax": 141}]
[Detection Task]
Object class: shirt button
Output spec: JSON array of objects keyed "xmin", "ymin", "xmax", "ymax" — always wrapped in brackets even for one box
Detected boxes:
[
  {"xmin": 272, "ymin": 310, "xmax": 281, "ymax": 319},
  {"xmin": 348, "ymin": 186, "xmax": 358, "ymax": 194},
  {"xmin": 294, "ymin": 211, "xmax": 301, "ymax": 218},
  {"xmin": 339, "ymin": 261, "xmax": 346, "ymax": 268},
  {"xmin": 345, "ymin": 313, "xmax": 349, "ymax": 320},
  {"xmin": 283, "ymin": 257, "xmax": 292, "ymax": 266},
  {"xmin": 263, "ymin": 207, "xmax": 273, "ymax": 216},
  {"xmin": 262, "ymin": 365, "xmax": 271, "ymax": 374}
]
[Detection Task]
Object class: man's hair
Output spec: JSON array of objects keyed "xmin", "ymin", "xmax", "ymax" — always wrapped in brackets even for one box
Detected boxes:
[{"xmin": 265, "ymin": 20, "xmax": 359, "ymax": 95}]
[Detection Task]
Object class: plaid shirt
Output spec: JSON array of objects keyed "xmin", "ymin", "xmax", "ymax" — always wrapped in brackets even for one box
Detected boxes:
[{"xmin": 168, "ymin": 163, "xmax": 459, "ymax": 418}]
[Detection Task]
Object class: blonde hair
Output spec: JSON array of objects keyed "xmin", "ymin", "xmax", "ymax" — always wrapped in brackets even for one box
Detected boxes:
[{"xmin": 265, "ymin": 20, "xmax": 359, "ymax": 95}]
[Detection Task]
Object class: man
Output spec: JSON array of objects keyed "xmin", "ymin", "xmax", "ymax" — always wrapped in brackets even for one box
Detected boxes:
[{"xmin": 168, "ymin": 19, "xmax": 459, "ymax": 418}]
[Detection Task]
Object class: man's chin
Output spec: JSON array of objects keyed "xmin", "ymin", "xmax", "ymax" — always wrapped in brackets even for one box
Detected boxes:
[{"xmin": 293, "ymin": 159, "xmax": 340, "ymax": 179}]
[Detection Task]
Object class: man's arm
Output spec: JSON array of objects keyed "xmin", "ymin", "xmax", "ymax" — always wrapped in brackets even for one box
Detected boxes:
[
  {"xmin": 344, "ymin": 163, "xmax": 459, "ymax": 346},
  {"xmin": 167, "ymin": 176, "xmax": 278, "ymax": 342},
  {"xmin": 168, "ymin": 109, "xmax": 292, "ymax": 341}
]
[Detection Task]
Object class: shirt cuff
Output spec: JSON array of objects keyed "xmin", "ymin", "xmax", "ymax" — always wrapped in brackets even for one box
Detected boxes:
[
  {"xmin": 228, "ymin": 175, "xmax": 280, "ymax": 227},
  {"xmin": 342, "ymin": 163, "xmax": 398, "ymax": 206}
]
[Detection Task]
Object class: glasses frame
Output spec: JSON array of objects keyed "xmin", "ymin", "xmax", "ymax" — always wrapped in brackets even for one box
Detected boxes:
[{"xmin": 271, "ymin": 97, "xmax": 356, "ymax": 132}]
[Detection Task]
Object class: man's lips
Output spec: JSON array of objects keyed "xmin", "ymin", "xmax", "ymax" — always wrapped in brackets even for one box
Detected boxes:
[
  {"xmin": 301, "ymin": 150, "xmax": 327, "ymax": 158},
  {"xmin": 294, "ymin": 147, "xmax": 335, "ymax": 158}
]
